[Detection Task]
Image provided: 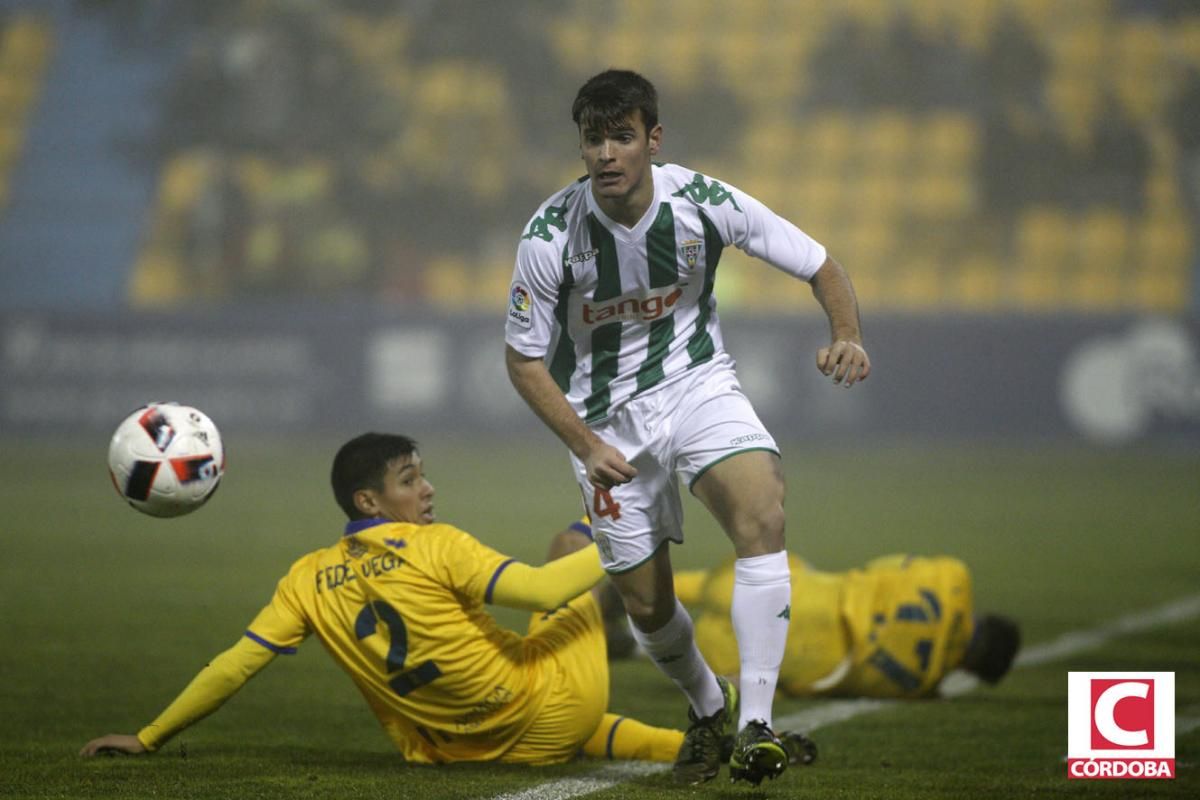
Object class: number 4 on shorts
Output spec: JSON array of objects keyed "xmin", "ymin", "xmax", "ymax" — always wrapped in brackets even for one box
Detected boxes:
[{"xmin": 593, "ymin": 487, "xmax": 621, "ymax": 521}]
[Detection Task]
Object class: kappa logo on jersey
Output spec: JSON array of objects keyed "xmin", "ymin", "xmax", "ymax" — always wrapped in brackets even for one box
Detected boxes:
[
  {"xmin": 521, "ymin": 191, "xmax": 575, "ymax": 242},
  {"xmin": 1067, "ymin": 672, "xmax": 1175, "ymax": 780},
  {"xmin": 508, "ymin": 283, "xmax": 532, "ymax": 328},
  {"xmin": 568, "ymin": 248, "xmax": 599, "ymax": 264},
  {"xmin": 672, "ymin": 173, "xmax": 742, "ymax": 212},
  {"xmin": 582, "ymin": 287, "xmax": 683, "ymax": 325}
]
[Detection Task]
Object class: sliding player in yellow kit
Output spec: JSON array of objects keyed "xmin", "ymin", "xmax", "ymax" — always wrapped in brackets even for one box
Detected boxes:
[
  {"xmin": 81, "ymin": 433, "xmax": 685, "ymax": 764},
  {"xmin": 674, "ymin": 554, "xmax": 1020, "ymax": 698}
]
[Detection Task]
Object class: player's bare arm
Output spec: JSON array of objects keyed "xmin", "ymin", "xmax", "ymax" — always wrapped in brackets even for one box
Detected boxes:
[
  {"xmin": 505, "ymin": 345, "xmax": 637, "ymax": 489},
  {"xmin": 809, "ymin": 256, "xmax": 870, "ymax": 387}
]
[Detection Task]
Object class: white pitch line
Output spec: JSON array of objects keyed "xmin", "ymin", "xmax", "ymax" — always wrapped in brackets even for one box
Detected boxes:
[
  {"xmin": 1177, "ymin": 705, "xmax": 1200, "ymax": 738},
  {"xmin": 486, "ymin": 592, "xmax": 1200, "ymax": 800},
  {"xmin": 488, "ymin": 762, "xmax": 665, "ymax": 800}
]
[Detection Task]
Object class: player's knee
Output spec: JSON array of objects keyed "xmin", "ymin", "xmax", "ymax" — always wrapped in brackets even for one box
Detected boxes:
[
  {"xmin": 729, "ymin": 502, "xmax": 786, "ymax": 556},
  {"xmin": 621, "ymin": 591, "xmax": 674, "ymax": 631}
]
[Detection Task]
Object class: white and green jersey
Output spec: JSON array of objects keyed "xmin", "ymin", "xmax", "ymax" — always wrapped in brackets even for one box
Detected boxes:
[{"xmin": 506, "ymin": 162, "xmax": 827, "ymax": 424}]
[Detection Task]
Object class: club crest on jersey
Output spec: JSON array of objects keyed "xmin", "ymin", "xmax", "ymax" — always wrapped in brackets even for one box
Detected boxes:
[
  {"xmin": 508, "ymin": 283, "xmax": 532, "ymax": 328},
  {"xmin": 581, "ymin": 287, "xmax": 683, "ymax": 325},
  {"xmin": 680, "ymin": 239, "xmax": 703, "ymax": 268}
]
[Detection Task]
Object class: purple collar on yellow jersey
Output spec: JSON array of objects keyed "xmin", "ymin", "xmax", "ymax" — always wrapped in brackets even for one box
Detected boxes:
[{"xmin": 344, "ymin": 517, "xmax": 389, "ymax": 536}]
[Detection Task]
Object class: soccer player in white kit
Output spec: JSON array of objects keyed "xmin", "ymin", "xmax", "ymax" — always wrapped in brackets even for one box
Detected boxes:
[{"xmin": 505, "ymin": 69, "xmax": 870, "ymax": 786}]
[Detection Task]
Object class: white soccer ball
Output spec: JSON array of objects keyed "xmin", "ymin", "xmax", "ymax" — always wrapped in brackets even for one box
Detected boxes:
[{"xmin": 107, "ymin": 402, "xmax": 225, "ymax": 518}]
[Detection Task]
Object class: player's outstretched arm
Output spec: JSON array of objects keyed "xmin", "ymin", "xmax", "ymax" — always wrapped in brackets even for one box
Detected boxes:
[
  {"xmin": 80, "ymin": 733, "xmax": 146, "ymax": 757},
  {"xmin": 810, "ymin": 256, "xmax": 870, "ymax": 387},
  {"xmin": 505, "ymin": 345, "xmax": 637, "ymax": 488},
  {"xmin": 490, "ymin": 544, "xmax": 607, "ymax": 612}
]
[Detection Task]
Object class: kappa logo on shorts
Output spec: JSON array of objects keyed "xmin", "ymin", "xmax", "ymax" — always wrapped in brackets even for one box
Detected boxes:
[
  {"xmin": 730, "ymin": 433, "xmax": 770, "ymax": 446},
  {"xmin": 508, "ymin": 283, "xmax": 532, "ymax": 329}
]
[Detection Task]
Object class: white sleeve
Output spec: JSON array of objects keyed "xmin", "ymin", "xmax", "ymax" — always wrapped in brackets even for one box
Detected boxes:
[
  {"xmin": 505, "ymin": 236, "xmax": 564, "ymax": 358},
  {"xmin": 716, "ymin": 182, "xmax": 827, "ymax": 281}
]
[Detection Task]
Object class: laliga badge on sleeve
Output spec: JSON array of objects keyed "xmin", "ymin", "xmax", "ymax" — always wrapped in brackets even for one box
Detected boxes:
[
  {"xmin": 508, "ymin": 283, "xmax": 533, "ymax": 329},
  {"xmin": 1067, "ymin": 672, "xmax": 1175, "ymax": 780}
]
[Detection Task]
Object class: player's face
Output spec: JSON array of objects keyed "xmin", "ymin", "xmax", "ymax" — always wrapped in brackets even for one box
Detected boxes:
[
  {"xmin": 357, "ymin": 454, "xmax": 436, "ymax": 525},
  {"xmin": 579, "ymin": 110, "xmax": 661, "ymax": 209}
]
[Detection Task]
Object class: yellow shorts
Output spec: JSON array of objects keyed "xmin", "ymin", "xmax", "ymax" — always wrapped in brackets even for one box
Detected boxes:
[{"xmin": 502, "ymin": 591, "xmax": 610, "ymax": 764}]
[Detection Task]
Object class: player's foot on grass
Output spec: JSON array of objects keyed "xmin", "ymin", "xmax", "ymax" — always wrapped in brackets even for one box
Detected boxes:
[
  {"xmin": 780, "ymin": 730, "xmax": 818, "ymax": 766},
  {"xmin": 721, "ymin": 728, "xmax": 818, "ymax": 767},
  {"xmin": 729, "ymin": 719, "xmax": 788, "ymax": 785},
  {"xmin": 672, "ymin": 676, "xmax": 738, "ymax": 785}
]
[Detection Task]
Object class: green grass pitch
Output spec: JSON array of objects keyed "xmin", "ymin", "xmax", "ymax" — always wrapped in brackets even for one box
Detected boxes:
[{"xmin": 1, "ymin": 436, "xmax": 1196, "ymax": 799}]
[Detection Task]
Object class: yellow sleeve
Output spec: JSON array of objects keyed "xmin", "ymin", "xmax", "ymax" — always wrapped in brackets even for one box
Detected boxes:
[
  {"xmin": 423, "ymin": 525, "xmax": 514, "ymax": 602},
  {"xmin": 488, "ymin": 544, "xmax": 605, "ymax": 611},
  {"xmin": 674, "ymin": 570, "xmax": 709, "ymax": 605},
  {"xmin": 136, "ymin": 637, "xmax": 276, "ymax": 752}
]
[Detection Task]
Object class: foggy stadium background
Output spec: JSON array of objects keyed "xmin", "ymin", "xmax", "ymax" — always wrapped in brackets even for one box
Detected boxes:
[{"xmin": 0, "ymin": 0, "xmax": 1197, "ymax": 446}]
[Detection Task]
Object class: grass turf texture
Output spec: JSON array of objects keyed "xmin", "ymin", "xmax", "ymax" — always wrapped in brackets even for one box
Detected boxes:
[{"xmin": 1, "ymin": 436, "xmax": 1197, "ymax": 799}]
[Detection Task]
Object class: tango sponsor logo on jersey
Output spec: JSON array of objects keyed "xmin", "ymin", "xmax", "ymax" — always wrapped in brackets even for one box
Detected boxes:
[
  {"xmin": 508, "ymin": 283, "xmax": 532, "ymax": 328},
  {"xmin": 581, "ymin": 287, "xmax": 683, "ymax": 326},
  {"xmin": 1067, "ymin": 671, "xmax": 1175, "ymax": 780}
]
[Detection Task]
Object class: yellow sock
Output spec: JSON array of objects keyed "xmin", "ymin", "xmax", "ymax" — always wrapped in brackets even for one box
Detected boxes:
[{"xmin": 582, "ymin": 713, "xmax": 685, "ymax": 763}]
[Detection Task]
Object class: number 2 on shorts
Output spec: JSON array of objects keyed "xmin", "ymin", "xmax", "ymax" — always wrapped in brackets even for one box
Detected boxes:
[{"xmin": 592, "ymin": 487, "xmax": 621, "ymax": 521}]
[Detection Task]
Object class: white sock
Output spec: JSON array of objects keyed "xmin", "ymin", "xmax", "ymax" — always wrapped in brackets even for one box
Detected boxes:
[
  {"xmin": 732, "ymin": 551, "xmax": 791, "ymax": 730},
  {"xmin": 629, "ymin": 599, "xmax": 725, "ymax": 719}
]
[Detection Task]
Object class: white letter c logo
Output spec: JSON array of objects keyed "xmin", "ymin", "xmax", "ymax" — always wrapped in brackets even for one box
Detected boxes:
[{"xmin": 1095, "ymin": 681, "xmax": 1149, "ymax": 747}]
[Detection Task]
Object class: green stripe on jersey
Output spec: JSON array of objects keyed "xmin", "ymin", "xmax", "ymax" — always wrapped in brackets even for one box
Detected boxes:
[
  {"xmin": 585, "ymin": 214, "xmax": 621, "ymax": 423},
  {"xmin": 548, "ymin": 242, "xmax": 576, "ymax": 392},
  {"xmin": 636, "ymin": 204, "xmax": 678, "ymax": 393},
  {"xmin": 588, "ymin": 214, "xmax": 622, "ymax": 302},
  {"xmin": 645, "ymin": 204, "xmax": 678, "ymax": 289},
  {"xmin": 687, "ymin": 210, "xmax": 724, "ymax": 367}
]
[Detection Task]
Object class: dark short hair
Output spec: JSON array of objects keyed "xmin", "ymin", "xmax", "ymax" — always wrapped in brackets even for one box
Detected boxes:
[
  {"xmin": 962, "ymin": 614, "xmax": 1021, "ymax": 684},
  {"xmin": 572, "ymin": 69, "xmax": 658, "ymax": 135},
  {"xmin": 330, "ymin": 433, "xmax": 419, "ymax": 520}
]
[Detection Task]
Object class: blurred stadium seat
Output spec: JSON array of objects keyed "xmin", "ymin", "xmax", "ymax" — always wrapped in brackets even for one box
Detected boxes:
[
  {"xmin": 2, "ymin": 0, "xmax": 1193, "ymax": 315},
  {"xmin": 0, "ymin": 14, "xmax": 51, "ymax": 211}
]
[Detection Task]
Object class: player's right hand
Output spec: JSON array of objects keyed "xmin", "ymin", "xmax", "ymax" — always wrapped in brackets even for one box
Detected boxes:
[
  {"xmin": 80, "ymin": 734, "xmax": 146, "ymax": 757},
  {"xmin": 584, "ymin": 442, "xmax": 637, "ymax": 489},
  {"xmin": 816, "ymin": 339, "xmax": 871, "ymax": 387}
]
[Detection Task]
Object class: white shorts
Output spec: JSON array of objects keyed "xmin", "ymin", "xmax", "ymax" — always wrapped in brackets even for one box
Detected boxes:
[{"xmin": 569, "ymin": 365, "xmax": 779, "ymax": 573}]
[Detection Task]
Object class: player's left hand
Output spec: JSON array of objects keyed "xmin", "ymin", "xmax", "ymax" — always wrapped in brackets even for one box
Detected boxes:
[
  {"xmin": 80, "ymin": 734, "xmax": 146, "ymax": 757},
  {"xmin": 816, "ymin": 340, "xmax": 870, "ymax": 387}
]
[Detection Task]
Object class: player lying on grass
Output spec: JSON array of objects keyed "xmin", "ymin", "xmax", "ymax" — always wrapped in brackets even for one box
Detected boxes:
[
  {"xmin": 669, "ymin": 553, "xmax": 1020, "ymax": 698},
  {"xmin": 81, "ymin": 433, "xmax": 814, "ymax": 766}
]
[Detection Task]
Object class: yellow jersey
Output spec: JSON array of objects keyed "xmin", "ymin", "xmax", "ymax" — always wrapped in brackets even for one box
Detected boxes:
[{"xmin": 246, "ymin": 518, "xmax": 555, "ymax": 762}]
